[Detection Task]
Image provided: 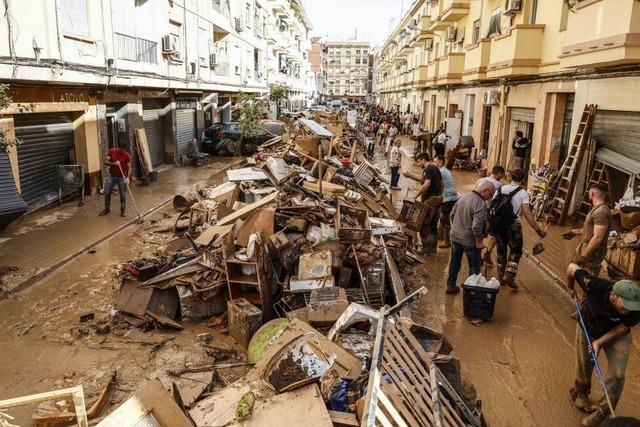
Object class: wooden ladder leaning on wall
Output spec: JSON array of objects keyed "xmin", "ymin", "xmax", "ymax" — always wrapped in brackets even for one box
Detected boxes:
[
  {"xmin": 573, "ymin": 160, "xmax": 612, "ymax": 223},
  {"xmin": 548, "ymin": 104, "xmax": 598, "ymax": 226}
]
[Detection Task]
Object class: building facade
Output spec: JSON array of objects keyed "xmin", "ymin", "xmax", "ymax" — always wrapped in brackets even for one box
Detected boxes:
[
  {"xmin": 309, "ymin": 37, "xmax": 326, "ymax": 104},
  {"xmin": 375, "ymin": 0, "xmax": 640, "ymax": 211},
  {"xmin": 0, "ymin": 0, "xmax": 312, "ymax": 213},
  {"xmin": 264, "ymin": 0, "xmax": 313, "ymax": 111},
  {"xmin": 322, "ymin": 41, "xmax": 371, "ymax": 102}
]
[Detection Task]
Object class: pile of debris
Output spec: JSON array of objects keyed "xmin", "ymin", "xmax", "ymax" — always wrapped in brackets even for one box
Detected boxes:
[{"xmin": 0, "ymin": 116, "xmax": 485, "ymax": 426}]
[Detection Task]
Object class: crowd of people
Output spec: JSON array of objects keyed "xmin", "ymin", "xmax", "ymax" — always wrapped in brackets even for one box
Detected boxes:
[{"xmin": 357, "ymin": 103, "xmax": 640, "ymax": 427}]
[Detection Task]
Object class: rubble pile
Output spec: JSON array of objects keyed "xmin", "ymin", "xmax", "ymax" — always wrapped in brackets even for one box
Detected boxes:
[{"xmin": 2, "ymin": 115, "xmax": 485, "ymax": 426}]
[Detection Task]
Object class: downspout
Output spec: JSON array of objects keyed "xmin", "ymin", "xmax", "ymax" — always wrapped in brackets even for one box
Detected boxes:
[
  {"xmin": 53, "ymin": 0, "xmax": 65, "ymax": 62},
  {"xmin": 494, "ymin": 80, "xmax": 507, "ymax": 166},
  {"xmin": 3, "ymin": 0, "xmax": 17, "ymax": 77}
]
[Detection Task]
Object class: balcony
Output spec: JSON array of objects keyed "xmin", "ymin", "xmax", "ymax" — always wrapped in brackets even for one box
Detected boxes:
[
  {"xmin": 413, "ymin": 65, "xmax": 428, "ymax": 87},
  {"xmin": 272, "ymin": 0, "xmax": 288, "ymax": 14},
  {"xmin": 560, "ymin": 0, "xmax": 640, "ymax": 68},
  {"xmin": 462, "ymin": 38, "xmax": 491, "ymax": 82},
  {"xmin": 423, "ymin": 59, "xmax": 440, "ymax": 86},
  {"xmin": 437, "ymin": 52, "xmax": 465, "ymax": 84},
  {"xmin": 440, "ymin": 0, "xmax": 470, "ymax": 23},
  {"xmin": 486, "ymin": 25, "xmax": 545, "ymax": 79}
]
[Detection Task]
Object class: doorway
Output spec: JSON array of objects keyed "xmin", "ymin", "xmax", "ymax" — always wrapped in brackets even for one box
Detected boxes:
[
  {"xmin": 482, "ymin": 106, "xmax": 492, "ymax": 150},
  {"xmin": 463, "ymin": 94, "xmax": 475, "ymax": 136}
]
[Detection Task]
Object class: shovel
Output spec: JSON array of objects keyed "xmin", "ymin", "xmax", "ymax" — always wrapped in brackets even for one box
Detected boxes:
[{"xmin": 532, "ymin": 225, "xmax": 549, "ymax": 256}]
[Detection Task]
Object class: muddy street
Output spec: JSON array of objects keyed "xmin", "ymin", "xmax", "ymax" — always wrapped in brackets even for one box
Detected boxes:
[{"xmin": 0, "ymin": 135, "xmax": 638, "ymax": 426}]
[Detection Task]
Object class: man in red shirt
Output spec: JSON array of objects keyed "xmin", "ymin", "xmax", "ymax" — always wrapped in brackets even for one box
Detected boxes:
[{"xmin": 99, "ymin": 142, "xmax": 132, "ymax": 217}]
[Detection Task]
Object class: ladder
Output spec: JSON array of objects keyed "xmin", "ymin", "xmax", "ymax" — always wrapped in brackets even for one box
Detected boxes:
[
  {"xmin": 549, "ymin": 104, "xmax": 598, "ymax": 225},
  {"xmin": 574, "ymin": 160, "xmax": 611, "ymax": 222}
]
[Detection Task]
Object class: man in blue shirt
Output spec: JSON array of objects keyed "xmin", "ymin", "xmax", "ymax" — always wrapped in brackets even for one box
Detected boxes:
[{"xmin": 434, "ymin": 156, "xmax": 459, "ymax": 249}]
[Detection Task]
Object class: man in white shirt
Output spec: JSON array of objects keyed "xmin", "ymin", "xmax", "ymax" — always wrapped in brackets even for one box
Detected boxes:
[
  {"xmin": 404, "ymin": 112, "xmax": 414, "ymax": 135},
  {"xmin": 491, "ymin": 168, "xmax": 546, "ymax": 289}
]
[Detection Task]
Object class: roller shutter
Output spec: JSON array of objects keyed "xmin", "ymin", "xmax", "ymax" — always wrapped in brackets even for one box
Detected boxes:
[
  {"xmin": 0, "ymin": 154, "xmax": 27, "ymax": 229},
  {"xmin": 14, "ymin": 113, "xmax": 75, "ymax": 207},
  {"xmin": 176, "ymin": 108, "xmax": 196, "ymax": 160},
  {"xmin": 591, "ymin": 110, "xmax": 640, "ymax": 164},
  {"xmin": 510, "ymin": 107, "xmax": 535, "ymax": 123},
  {"xmin": 142, "ymin": 99, "xmax": 165, "ymax": 168}
]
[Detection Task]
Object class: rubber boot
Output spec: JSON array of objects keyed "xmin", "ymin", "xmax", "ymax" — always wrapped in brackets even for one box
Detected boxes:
[
  {"xmin": 496, "ymin": 265, "xmax": 505, "ymax": 284},
  {"xmin": 580, "ymin": 407, "xmax": 608, "ymax": 427},
  {"xmin": 570, "ymin": 387, "xmax": 596, "ymax": 413},
  {"xmin": 503, "ymin": 262, "xmax": 519, "ymax": 290}
]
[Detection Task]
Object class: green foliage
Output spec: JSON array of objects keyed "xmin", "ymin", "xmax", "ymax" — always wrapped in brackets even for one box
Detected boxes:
[
  {"xmin": 269, "ymin": 83, "xmax": 290, "ymax": 103},
  {"xmin": 0, "ymin": 84, "xmax": 35, "ymax": 153},
  {"xmin": 234, "ymin": 95, "xmax": 265, "ymax": 136}
]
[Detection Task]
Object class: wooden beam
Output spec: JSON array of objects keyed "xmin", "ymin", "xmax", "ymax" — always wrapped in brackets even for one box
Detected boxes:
[
  {"xmin": 217, "ymin": 191, "xmax": 279, "ymax": 226},
  {"xmin": 328, "ymin": 410, "xmax": 359, "ymax": 426},
  {"xmin": 0, "ymin": 386, "xmax": 88, "ymax": 427}
]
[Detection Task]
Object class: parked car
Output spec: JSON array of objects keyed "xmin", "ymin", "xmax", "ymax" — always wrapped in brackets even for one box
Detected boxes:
[{"xmin": 200, "ymin": 120, "xmax": 286, "ymax": 156}]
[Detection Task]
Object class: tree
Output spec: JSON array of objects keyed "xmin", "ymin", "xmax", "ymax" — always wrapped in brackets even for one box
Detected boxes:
[
  {"xmin": 269, "ymin": 83, "xmax": 290, "ymax": 116},
  {"xmin": 0, "ymin": 84, "xmax": 34, "ymax": 154},
  {"xmin": 233, "ymin": 94, "xmax": 265, "ymax": 154}
]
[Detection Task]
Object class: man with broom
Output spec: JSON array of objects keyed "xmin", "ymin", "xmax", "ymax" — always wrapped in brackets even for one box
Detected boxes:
[
  {"xmin": 567, "ymin": 263, "xmax": 640, "ymax": 426},
  {"xmin": 99, "ymin": 142, "xmax": 132, "ymax": 217}
]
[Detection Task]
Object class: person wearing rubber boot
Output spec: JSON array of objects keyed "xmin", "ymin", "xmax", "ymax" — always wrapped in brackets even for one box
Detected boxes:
[
  {"xmin": 403, "ymin": 153, "xmax": 443, "ymax": 255},
  {"xmin": 434, "ymin": 155, "xmax": 459, "ymax": 249},
  {"xmin": 99, "ymin": 142, "xmax": 132, "ymax": 217},
  {"xmin": 490, "ymin": 168, "xmax": 546, "ymax": 289},
  {"xmin": 563, "ymin": 183, "xmax": 612, "ymax": 277},
  {"xmin": 567, "ymin": 263, "xmax": 640, "ymax": 426}
]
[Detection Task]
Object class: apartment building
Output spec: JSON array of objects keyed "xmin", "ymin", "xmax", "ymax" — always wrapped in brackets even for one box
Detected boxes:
[
  {"xmin": 322, "ymin": 41, "xmax": 371, "ymax": 102},
  {"xmin": 309, "ymin": 37, "xmax": 326, "ymax": 104},
  {"xmin": 264, "ymin": 0, "xmax": 313, "ymax": 111},
  {"xmin": 376, "ymin": 0, "xmax": 640, "ymax": 209},
  {"xmin": 0, "ymin": 0, "xmax": 314, "ymax": 214}
]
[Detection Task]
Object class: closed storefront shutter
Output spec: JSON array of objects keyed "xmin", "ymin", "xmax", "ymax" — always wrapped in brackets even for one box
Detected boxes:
[
  {"xmin": 0, "ymin": 154, "xmax": 27, "ymax": 229},
  {"xmin": 142, "ymin": 99, "xmax": 165, "ymax": 168},
  {"xmin": 510, "ymin": 107, "xmax": 535, "ymax": 123},
  {"xmin": 591, "ymin": 110, "xmax": 640, "ymax": 164},
  {"xmin": 176, "ymin": 108, "xmax": 196, "ymax": 160},
  {"xmin": 14, "ymin": 113, "xmax": 75, "ymax": 207}
]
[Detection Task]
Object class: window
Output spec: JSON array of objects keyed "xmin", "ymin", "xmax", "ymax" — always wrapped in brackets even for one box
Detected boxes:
[
  {"xmin": 114, "ymin": 33, "xmax": 158, "ymax": 63},
  {"xmin": 235, "ymin": 65, "xmax": 241, "ymax": 75},
  {"xmin": 245, "ymin": 3, "xmax": 251, "ymax": 27},
  {"xmin": 58, "ymin": 0, "xmax": 89, "ymax": 38},
  {"xmin": 355, "ymin": 58, "xmax": 361, "ymax": 64},
  {"xmin": 199, "ymin": 27, "xmax": 209, "ymax": 66},
  {"xmin": 212, "ymin": 0, "xmax": 230, "ymax": 17},
  {"xmin": 472, "ymin": 19, "xmax": 480, "ymax": 44},
  {"xmin": 486, "ymin": 8, "xmax": 502, "ymax": 37}
]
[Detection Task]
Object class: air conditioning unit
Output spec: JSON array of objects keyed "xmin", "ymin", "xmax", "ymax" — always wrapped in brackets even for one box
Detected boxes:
[
  {"xmin": 209, "ymin": 53, "xmax": 219, "ymax": 67},
  {"xmin": 446, "ymin": 27, "xmax": 457, "ymax": 42},
  {"xmin": 162, "ymin": 34, "xmax": 178, "ymax": 53},
  {"xmin": 409, "ymin": 19, "xmax": 418, "ymax": 29},
  {"xmin": 235, "ymin": 17, "xmax": 243, "ymax": 32},
  {"xmin": 504, "ymin": 0, "xmax": 522, "ymax": 14},
  {"xmin": 484, "ymin": 90, "xmax": 501, "ymax": 105},
  {"xmin": 425, "ymin": 39, "xmax": 434, "ymax": 50}
]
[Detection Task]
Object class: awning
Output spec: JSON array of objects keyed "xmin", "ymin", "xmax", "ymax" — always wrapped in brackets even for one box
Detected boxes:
[{"xmin": 595, "ymin": 147, "xmax": 640, "ymax": 176}]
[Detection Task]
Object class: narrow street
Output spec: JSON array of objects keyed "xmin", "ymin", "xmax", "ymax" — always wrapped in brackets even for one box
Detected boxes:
[{"xmin": 0, "ymin": 137, "xmax": 637, "ymax": 426}]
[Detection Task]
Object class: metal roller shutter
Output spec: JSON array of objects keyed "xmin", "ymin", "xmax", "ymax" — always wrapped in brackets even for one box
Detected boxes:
[
  {"xmin": 14, "ymin": 113, "xmax": 75, "ymax": 207},
  {"xmin": 142, "ymin": 100, "xmax": 165, "ymax": 168},
  {"xmin": 510, "ymin": 107, "xmax": 535, "ymax": 123},
  {"xmin": 591, "ymin": 110, "xmax": 640, "ymax": 163},
  {"xmin": 0, "ymin": 154, "xmax": 27, "ymax": 229},
  {"xmin": 176, "ymin": 108, "xmax": 196, "ymax": 160}
]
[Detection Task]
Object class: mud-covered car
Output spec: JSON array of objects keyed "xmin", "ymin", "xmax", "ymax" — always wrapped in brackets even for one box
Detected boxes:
[{"xmin": 200, "ymin": 120, "xmax": 286, "ymax": 156}]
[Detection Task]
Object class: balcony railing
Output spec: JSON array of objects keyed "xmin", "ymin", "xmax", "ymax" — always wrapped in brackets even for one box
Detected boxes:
[
  {"xmin": 114, "ymin": 33, "xmax": 158, "ymax": 64},
  {"xmin": 463, "ymin": 38, "xmax": 491, "ymax": 82},
  {"xmin": 487, "ymin": 25, "xmax": 545, "ymax": 79},
  {"xmin": 437, "ymin": 52, "xmax": 465, "ymax": 84},
  {"xmin": 560, "ymin": 0, "xmax": 640, "ymax": 69},
  {"xmin": 440, "ymin": 0, "xmax": 469, "ymax": 22}
]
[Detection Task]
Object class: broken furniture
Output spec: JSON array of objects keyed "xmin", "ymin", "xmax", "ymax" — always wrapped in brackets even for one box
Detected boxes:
[
  {"xmin": 222, "ymin": 232, "xmax": 272, "ymax": 322},
  {"xmin": 335, "ymin": 202, "xmax": 372, "ymax": 243},
  {"xmin": 228, "ymin": 298, "xmax": 263, "ymax": 349},
  {"xmin": 187, "ymin": 138, "xmax": 211, "ymax": 167},
  {"xmin": 0, "ymin": 386, "xmax": 88, "ymax": 427},
  {"xmin": 56, "ymin": 165, "xmax": 85, "ymax": 206}
]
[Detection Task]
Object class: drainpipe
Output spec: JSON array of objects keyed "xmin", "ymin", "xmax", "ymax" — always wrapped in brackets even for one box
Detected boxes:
[
  {"xmin": 3, "ymin": 0, "xmax": 17, "ymax": 77},
  {"xmin": 53, "ymin": 0, "xmax": 65, "ymax": 62}
]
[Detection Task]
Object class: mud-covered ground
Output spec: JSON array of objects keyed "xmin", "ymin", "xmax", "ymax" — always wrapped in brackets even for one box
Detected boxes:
[{"xmin": 0, "ymin": 139, "xmax": 638, "ymax": 426}]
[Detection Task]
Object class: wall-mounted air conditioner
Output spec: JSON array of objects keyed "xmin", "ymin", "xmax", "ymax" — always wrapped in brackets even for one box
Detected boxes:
[
  {"xmin": 162, "ymin": 34, "xmax": 178, "ymax": 53},
  {"xmin": 235, "ymin": 18, "xmax": 243, "ymax": 32},
  {"xmin": 504, "ymin": 0, "xmax": 522, "ymax": 14},
  {"xmin": 425, "ymin": 39, "xmax": 434, "ymax": 50},
  {"xmin": 446, "ymin": 27, "xmax": 457, "ymax": 42},
  {"xmin": 209, "ymin": 53, "xmax": 219, "ymax": 67}
]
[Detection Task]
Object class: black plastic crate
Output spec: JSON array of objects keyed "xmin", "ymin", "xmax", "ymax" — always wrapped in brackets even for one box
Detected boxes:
[{"xmin": 462, "ymin": 284, "xmax": 499, "ymax": 320}]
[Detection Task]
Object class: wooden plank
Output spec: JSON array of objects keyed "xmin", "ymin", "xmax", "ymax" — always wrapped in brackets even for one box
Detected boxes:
[
  {"xmin": 381, "ymin": 238, "xmax": 410, "ymax": 318},
  {"xmin": 134, "ymin": 129, "xmax": 153, "ymax": 175},
  {"xmin": 301, "ymin": 119, "xmax": 333, "ymax": 137},
  {"xmin": 302, "ymin": 180, "xmax": 345, "ymax": 195},
  {"xmin": 378, "ymin": 389, "xmax": 409, "ymax": 427},
  {"xmin": 328, "ymin": 410, "xmax": 359, "ymax": 426},
  {"xmin": 217, "ymin": 191, "xmax": 279, "ymax": 226},
  {"xmin": 380, "ymin": 358, "xmax": 431, "ymax": 426}
]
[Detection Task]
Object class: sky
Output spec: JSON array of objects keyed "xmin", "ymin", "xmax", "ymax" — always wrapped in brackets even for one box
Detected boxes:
[{"xmin": 302, "ymin": 0, "xmax": 407, "ymax": 48}]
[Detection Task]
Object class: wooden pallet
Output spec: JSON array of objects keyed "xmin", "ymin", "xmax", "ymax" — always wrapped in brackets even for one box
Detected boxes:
[
  {"xmin": 574, "ymin": 160, "xmax": 612, "ymax": 222},
  {"xmin": 548, "ymin": 104, "xmax": 598, "ymax": 225}
]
